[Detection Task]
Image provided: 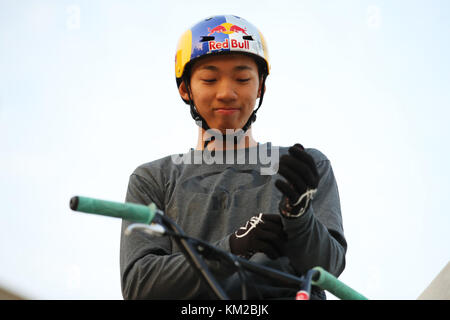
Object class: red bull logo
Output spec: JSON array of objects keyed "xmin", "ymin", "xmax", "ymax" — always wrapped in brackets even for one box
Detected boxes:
[
  {"xmin": 207, "ymin": 22, "xmax": 248, "ymax": 36},
  {"xmin": 207, "ymin": 22, "xmax": 250, "ymax": 52}
]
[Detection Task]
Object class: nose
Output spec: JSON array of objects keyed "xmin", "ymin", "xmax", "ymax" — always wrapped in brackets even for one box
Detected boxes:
[{"xmin": 215, "ymin": 80, "xmax": 238, "ymax": 102}]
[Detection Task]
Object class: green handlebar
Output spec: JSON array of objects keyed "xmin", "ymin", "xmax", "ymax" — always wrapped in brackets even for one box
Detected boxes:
[
  {"xmin": 70, "ymin": 196, "xmax": 156, "ymax": 224},
  {"xmin": 312, "ymin": 267, "xmax": 368, "ymax": 300},
  {"xmin": 70, "ymin": 197, "xmax": 367, "ymax": 300}
]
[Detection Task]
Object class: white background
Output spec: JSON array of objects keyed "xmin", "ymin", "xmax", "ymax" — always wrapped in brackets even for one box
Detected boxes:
[{"xmin": 1, "ymin": 0, "xmax": 449, "ymax": 299}]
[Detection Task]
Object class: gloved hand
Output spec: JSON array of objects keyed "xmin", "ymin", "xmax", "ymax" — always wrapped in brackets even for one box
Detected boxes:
[
  {"xmin": 229, "ymin": 213, "xmax": 286, "ymax": 259},
  {"xmin": 275, "ymin": 143, "xmax": 320, "ymax": 218}
]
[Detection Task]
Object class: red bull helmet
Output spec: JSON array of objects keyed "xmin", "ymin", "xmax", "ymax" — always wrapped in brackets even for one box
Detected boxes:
[
  {"xmin": 175, "ymin": 15, "xmax": 270, "ymax": 144},
  {"xmin": 175, "ymin": 14, "xmax": 270, "ymax": 86}
]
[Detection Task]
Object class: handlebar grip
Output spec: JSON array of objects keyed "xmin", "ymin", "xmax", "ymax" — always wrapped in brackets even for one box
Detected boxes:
[
  {"xmin": 312, "ymin": 267, "xmax": 368, "ymax": 300},
  {"xmin": 70, "ymin": 196, "xmax": 156, "ymax": 224}
]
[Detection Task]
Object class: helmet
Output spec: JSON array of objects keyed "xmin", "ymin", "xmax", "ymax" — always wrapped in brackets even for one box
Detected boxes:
[
  {"xmin": 175, "ymin": 14, "xmax": 270, "ymax": 88},
  {"xmin": 174, "ymin": 15, "xmax": 270, "ymax": 146}
]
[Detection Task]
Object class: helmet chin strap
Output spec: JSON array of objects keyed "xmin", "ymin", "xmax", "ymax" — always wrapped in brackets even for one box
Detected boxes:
[{"xmin": 184, "ymin": 75, "xmax": 267, "ymax": 150}]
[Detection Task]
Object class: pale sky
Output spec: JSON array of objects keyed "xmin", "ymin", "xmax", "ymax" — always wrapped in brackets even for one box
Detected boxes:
[{"xmin": 1, "ymin": 0, "xmax": 449, "ymax": 299}]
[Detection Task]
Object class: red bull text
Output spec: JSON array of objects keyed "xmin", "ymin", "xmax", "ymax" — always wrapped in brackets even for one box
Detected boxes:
[{"xmin": 208, "ymin": 38, "xmax": 250, "ymax": 51}]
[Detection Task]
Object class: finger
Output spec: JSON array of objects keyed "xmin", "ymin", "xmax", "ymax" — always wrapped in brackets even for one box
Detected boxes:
[
  {"xmin": 277, "ymin": 162, "xmax": 308, "ymax": 195},
  {"xmin": 254, "ymin": 221, "xmax": 287, "ymax": 247},
  {"xmin": 275, "ymin": 179, "xmax": 299, "ymax": 203},
  {"xmin": 280, "ymin": 155, "xmax": 318, "ymax": 188},
  {"xmin": 288, "ymin": 146, "xmax": 319, "ymax": 180},
  {"xmin": 258, "ymin": 220, "xmax": 285, "ymax": 241},
  {"xmin": 288, "ymin": 146, "xmax": 319, "ymax": 181}
]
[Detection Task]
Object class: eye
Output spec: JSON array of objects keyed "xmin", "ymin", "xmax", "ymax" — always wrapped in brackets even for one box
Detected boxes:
[
  {"xmin": 202, "ymin": 79, "xmax": 216, "ymax": 83},
  {"xmin": 237, "ymin": 78, "xmax": 251, "ymax": 83}
]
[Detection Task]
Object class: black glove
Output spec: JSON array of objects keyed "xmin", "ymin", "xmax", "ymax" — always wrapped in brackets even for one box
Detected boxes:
[
  {"xmin": 229, "ymin": 213, "xmax": 286, "ymax": 259},
  {"xmin": 275, "ymin": 143, "xmax": 320, "ymax": 218}
]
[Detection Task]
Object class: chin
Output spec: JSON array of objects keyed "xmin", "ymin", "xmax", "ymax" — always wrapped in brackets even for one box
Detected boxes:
[{"xmin": 214, "ymin": 122, "xmax": 244, "ymax": 133}]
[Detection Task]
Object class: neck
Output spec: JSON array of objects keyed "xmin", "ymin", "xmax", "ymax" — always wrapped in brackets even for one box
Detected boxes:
[{"xmin": 195, "ymin": 127, "xmax": 258, "ymax": 151}]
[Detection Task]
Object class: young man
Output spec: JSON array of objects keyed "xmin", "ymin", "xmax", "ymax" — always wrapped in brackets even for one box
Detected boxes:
[{"xmin": 120, "ymin": 15, "xmax": 346, "ymax": 300}]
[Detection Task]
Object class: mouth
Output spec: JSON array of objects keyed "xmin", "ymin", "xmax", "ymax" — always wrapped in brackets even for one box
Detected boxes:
[{"xmin": 213, "ymin": 108, "xmax": 240, "ymax": 115}]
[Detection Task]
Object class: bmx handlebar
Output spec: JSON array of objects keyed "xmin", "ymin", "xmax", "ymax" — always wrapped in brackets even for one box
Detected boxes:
[
  {"xmin": 69, "ymin": 195, "xmax": 368, "ymax": 300},
  {"xmin": 70, "ymin": 196, "xmax": 156, "ymax": 224},
  {"xmin": 312, "ymin": 267, "xmax": 368, "ymax": 300}
]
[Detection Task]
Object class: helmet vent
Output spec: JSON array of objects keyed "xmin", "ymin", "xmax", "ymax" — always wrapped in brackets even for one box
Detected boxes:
[
  {"xmin": 243, "ymin": 35, "xmax": 254, "ymax": 41},
  {"xmin": 200, "ymin": 36, "xmax": 215, "ymax": 42}
]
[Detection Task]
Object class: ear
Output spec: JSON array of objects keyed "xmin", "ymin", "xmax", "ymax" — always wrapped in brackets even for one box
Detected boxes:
[{"xmin": 178, "ymin": 81, "xmax": 191, "ymax": 102}]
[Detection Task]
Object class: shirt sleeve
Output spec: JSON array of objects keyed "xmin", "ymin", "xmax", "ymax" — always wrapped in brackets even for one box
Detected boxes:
[
  {"xmin": 119, "ymin": 171, "xmax": 231, "ymax": 300},
  {"xmin": 280, "ymin": 157, "xmax": 347, "ymax": 277}
]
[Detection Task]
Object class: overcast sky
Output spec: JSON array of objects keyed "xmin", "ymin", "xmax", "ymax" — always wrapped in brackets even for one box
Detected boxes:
[{"xmin": 1, "ymin": 0, "xmax": 449, "ymax": 299}]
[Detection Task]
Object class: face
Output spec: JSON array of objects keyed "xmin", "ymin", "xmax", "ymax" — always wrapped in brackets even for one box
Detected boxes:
[{"xmin": 179, "ymin": 53, "xmax": 263, "ymax": 133}]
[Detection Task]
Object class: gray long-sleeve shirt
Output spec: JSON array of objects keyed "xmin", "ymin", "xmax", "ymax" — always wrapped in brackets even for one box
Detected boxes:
[{"xmin": 120, "ymin": 143, "xmax": 347, "ymax": 299}]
